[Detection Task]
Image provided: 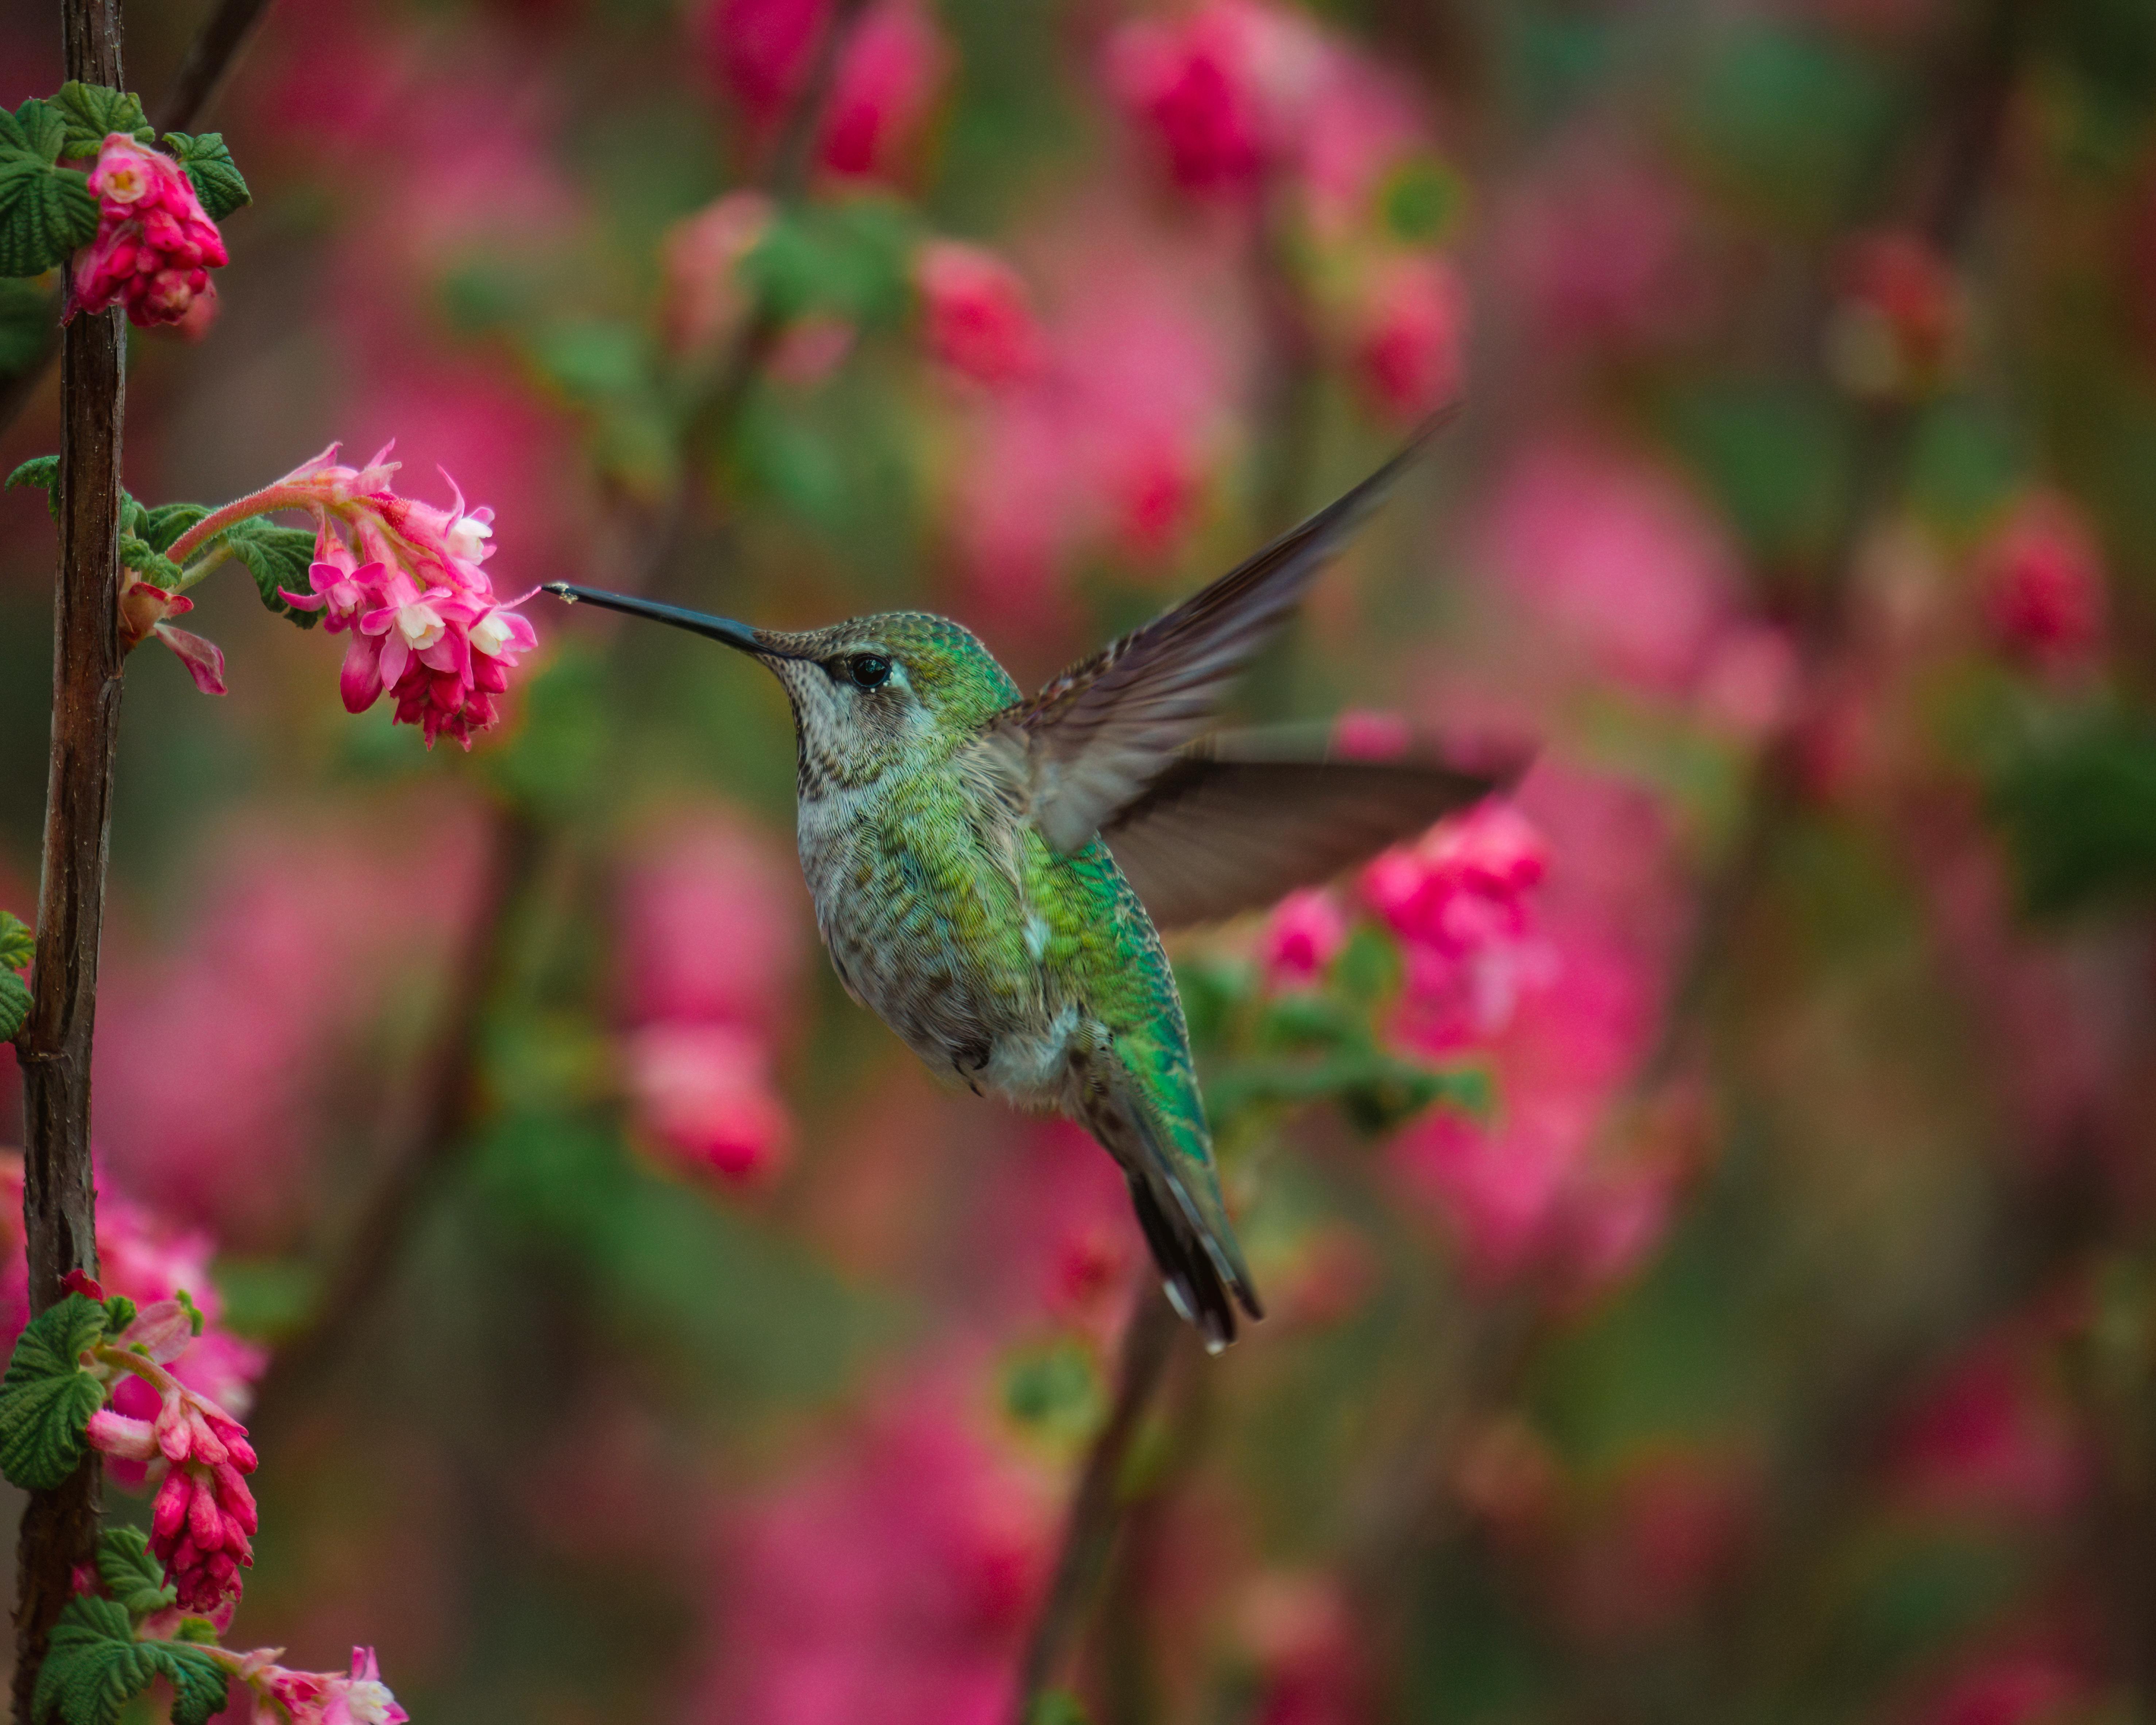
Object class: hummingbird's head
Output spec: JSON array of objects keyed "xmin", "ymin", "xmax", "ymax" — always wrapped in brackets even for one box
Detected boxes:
[{"xmin": 543, "ymin": 586, "xmax": 1021, "ymax": 793}]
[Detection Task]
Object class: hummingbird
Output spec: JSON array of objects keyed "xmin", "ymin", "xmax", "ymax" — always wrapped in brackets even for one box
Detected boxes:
[{"xmin": 544, "ymin": 421, "xmax": 1517, "ymax": 1350}]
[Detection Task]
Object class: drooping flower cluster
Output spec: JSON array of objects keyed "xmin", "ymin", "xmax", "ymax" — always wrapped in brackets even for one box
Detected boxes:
[
  {"xmin": 72, "ymin": 1284, "xmax": 260, "ymax": 1621},
  {"xmin": 242, "ymin": 443, "xmax": 538, "ymax": 747},
  {"xmin": 224, "ymin": 1645, "xmax": 409, "ymax": 1725},
  {"xmin": 67, "ymin": 134, "xmax": 229, "ymax": 328},
  {"xmin": 615, "ymin": 810, "xmax": 807, "ymax": 1187}
]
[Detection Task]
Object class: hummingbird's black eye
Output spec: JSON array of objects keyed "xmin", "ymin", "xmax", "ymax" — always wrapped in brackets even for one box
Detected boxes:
[{"xmin": 845, "ymin": 654, "xmax": 892, "ymax": 690}]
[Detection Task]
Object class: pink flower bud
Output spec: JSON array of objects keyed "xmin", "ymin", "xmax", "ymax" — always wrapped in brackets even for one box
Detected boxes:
[
  {"xmin": 85, "ymin": 1409, "xmax": 158, "ymax": 1462},
  {"xmin": 59, "ymin": 1269, "xmax": 105, "ymax": 1300},
  {"xmin": 915, "ymin": 241, "xmax": 1043, "ymax": 387},
  {"xmin": 188, "ymin": 1475, "xmax": 223, "ymax": 1548},
  {"xmin": 123, "ymin": 1299, "xmax": 196, "ymax": 1364},
  {"xmin": 154, "ymin": 1390, "xmax": 191, "ymax": 1461},
  {"xmin": 67, "ymin": 135, "xmax": 229, "ymax": 329},
  {"xmin": 152, "ymin": 1471, "xmax": 191, "ymax": 1540}
]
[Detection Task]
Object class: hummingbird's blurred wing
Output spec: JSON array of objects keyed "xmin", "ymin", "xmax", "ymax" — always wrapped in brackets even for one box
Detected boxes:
[
  {"xmin": 991, "ymin": 411, "xmax": 1456, "ymax": 856},
  {"xmin": 1100, "ymin": 732, "xmax": 1525, "ymax": 930}
]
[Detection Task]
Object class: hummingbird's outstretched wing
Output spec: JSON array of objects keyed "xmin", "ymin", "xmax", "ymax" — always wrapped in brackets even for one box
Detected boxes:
[
  {"xmin": 993, "ymin": 411, "xmax": 1457, "ymax": 856},
  {"xmin": 1100, "ymin": 731, "xmax": 1528, "ymax": 930}
]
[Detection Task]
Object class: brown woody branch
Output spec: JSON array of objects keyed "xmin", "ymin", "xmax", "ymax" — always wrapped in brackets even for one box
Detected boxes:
[{"xmin": 11, "ymin": 0, "xmax": 125, "ymax": 1714}]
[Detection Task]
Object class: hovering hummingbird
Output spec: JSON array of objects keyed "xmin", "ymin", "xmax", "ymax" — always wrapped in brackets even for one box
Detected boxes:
[{"xmin": 545, "ymin": 421, "xmax": 1518, "ymax": 1350}]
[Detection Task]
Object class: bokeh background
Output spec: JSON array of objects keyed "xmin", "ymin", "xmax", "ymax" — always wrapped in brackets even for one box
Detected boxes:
[{"xmin": 5, "ymin": 0, "xmax": 2156, "ymax": 1718}]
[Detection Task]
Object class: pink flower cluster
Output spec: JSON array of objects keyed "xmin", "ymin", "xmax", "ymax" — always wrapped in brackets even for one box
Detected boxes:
[
  {"xmin": 702, "ymin": 1382, "xmax": 1055, "ymax": 1725},
  {"xmin": 265, "ymin": 444, "xmax": 538, "ymax": 748},
  {"xmin": 73, "ymin": 1285, "xmax": 259, "ymax": 1621},
  {"xmin": 914, "ymin": 240, "xmax": 1044, "ymax": 389},
  {"xmin": 1978, "ymin": 490, "xmax": 2107, "ymax": 671},
  {"xmin": 616, "ymin": 811, "xmax": 806, "ymax": 1188},
  {"xmin": 1380, "ymin": 771, "xmax": 1696, "ymax": 1293},
  {"xmin": 230, "ymin": 1645, "xmax": 408, "ymax": 1725},
  {"xmin": 67, "ymin": 134, "xmax": 228, "ymax": 328},
  {"xmin": 695, "ymin": 0, "xmax": 948, "ymax": 183},
  {"xmin": 0, "ymin": 1156, "xmax": 268, "ymax": 1422}
]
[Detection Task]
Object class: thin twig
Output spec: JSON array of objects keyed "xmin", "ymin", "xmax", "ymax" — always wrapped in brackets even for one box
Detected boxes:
[
  {"xmin": 0, "ymin": 0, "xmax": 277, "ymax": 443},
  {"xmin": 11, "ymin": 0, "xmax": 125, "ymax": 1712},
  {"xmin": 1013, "ymin": 1284, "xmax": 1181, "ymax": 1723}
]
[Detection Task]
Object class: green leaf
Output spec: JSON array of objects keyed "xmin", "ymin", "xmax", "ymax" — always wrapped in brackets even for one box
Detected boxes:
[
  {"xmin": 0, "ymin": 908, "xmax": 32, "ymax": 972},
  {"xmin": 100, "ymin": 1296, "xmax": 134, "ymax": 1337},
  {"xmin": 137, "ymin": 501, "xmax": 210, "ymax": 555},
  {"xmin": 94, "ymin": 1528, "xmax": 174, "ymax": 1621},
  {"xmin": 0, "ymin": 971, "xmax": 28, "ymax": 1042},
  {"xmin": 7, "ymin": 452, "xmax": 58, "ymax": 519},
  {"xmin": 0, "ymin": 1294, "xmax": 109, "ymax": 1490},
  {"xmin": 0, "ymin": 155, "xmax": 98, "ymax": 279},
  {"xmin": 159, "ymin": 132, "xmax": 249, "ymax": 221},
  {"xmin": 34, "ymin": 1595, "xmax": 229, "ymax": 1725},
  {"xmin": 50, "ymin": 83, "xmax": 152, "ymax": 159},
  {"xmin": 214, "ymin": 518, "xmax": 320, "ymax": 626},
  {"xmin": 0, "ymin": 99, "xmax": 69, "ymax": 166},
  {"xmin": 117, "ymin": 535, "xmax": 182, "ymax": 591}
]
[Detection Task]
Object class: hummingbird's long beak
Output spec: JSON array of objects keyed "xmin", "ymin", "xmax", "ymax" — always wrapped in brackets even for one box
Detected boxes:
[{"xmin": 541, "ymin": 582, "xmax": 788, "ymax": 656}]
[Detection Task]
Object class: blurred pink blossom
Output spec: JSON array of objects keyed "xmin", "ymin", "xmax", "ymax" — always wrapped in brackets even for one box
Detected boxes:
[
  {"xmin": 1349, "ymin": 252, "xmax": 1467, "ymax": 421},
  {"xmin": 1695, "ymin": 622, "xmax": 1801, "ymax": 740},
  {"xmin": 819, "ymin": 0, "xmax": 949, "ymax": 181},
  {"xmin": 1906, "ymin": 1645, "xmax": 2085, "ymax": 1725},
  {"xmin": 697, "ymin": 0, "xmax": 831, "ymax": 124},
  {"xmin": 1825, "ymin": 229, "xmax": 1964, "ymax": 400},
  {"xmin": 662, "ymin": 190, "xmax": 776, "ymax": 355},
  {"xmin": 1890, "ymin": 1337, "xmax": 2088, "ymax": 1522},
  {"xmin": 703, "ymin": 1381, "xmax": 1055, "ymax": 1725},
  {"xmin": 1258, "ymin": 887, "xmax": 1348, "ymax": 989},
  {"xmin": 1558, "ymin": 1451, "xmax": 1754, "ymax": 1644},
  {"xmin": 623, "ymin": 1022, "xmax": 793, "ymax": 1187},
  {"xmin": 1978, "ymin": 491, "xmax": 2106, "ymax": 671},
  {"xmin": 915, "ymin": 240, "xmax": 1044, "ymax": 388},
  {"xmin": 1237, "ymin": 1573, "xmax": 1366, "ymax": 1725},
  {"xmin": 1494, "ymin": 131, "xmax": 1704, "ymax": 351},
  {"xmin": 67, "ymin": 134, "xmax": 228, "ymax": 328},
  {"xmin": 618, "ymin": 810, "xmax": 806, "ymax": 1032},
  {"xmin": 1480, "ymin": 437, "xmax": 1742, "ymax": 694}
]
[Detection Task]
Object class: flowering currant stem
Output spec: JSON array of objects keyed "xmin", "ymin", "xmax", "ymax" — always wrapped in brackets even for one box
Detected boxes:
[
  {"xmin": 13, "ymin": 1, "xmax": 124, "ymax": 1715},
  {"xmin": 1012, "ymin": 1283, "xmax": 1179, "ymax": 1722}
]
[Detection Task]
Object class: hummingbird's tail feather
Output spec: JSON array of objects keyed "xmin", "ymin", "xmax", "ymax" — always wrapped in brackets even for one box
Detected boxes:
[{"xmin": 1077, "ymin": 1055, "xmax": 1263, "ymax": 1353}]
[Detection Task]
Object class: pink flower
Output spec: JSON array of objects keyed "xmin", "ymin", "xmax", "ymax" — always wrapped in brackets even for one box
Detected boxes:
[
  {"xmin": 1494, "ymin": 131, "xmax": 1706, "ymax": 351},
  {"xmin": 695, "ymin": 0, "xmax": 832, "ymax": 125},
  {"xmin": 1259, "ymin": 888, "xmax": 1348, "ymax": 989},
  {"xmin": 661, "ymin": 191, "xmax": 776, "ymax": 355},
  {"xmin": 67, "ymin": 135, "xmax": 229, "ymax": 328},
  {"xmin": 1363, "ymin": 802, "xmax": 1548, "ymax": 961},
  {"xmin": 116, "ymin": 571, "xmax": 226, "ymax": 695},
  {"xmin": 1978, "ymin": 491, "xmax": 2106, "ymax": 670},
  {"xmin": 255, "ymin": 1647, "xmax": 408, "ymax": 1725},
  {"xmin": 819, "ymin": 0, "xmax": 949, "ymax": 181},
  {"xmin": 915, "ymin": 241, "xmax": 1043, "ymax": 388},
  {"xmin": 1890, "ymin": 1336, "xmax": 2087, "ymax": 1522},
  {"xmin": 1480, "ymin": 438, "xmax": 1742, "ymax": 694},
  {"xmin": 618, "ymin": 811, "xmax": 806, "ymax": 1032},
  {"xmin": 259, "ymin": 445, "xmax": 537, "ymax": 748},
  {"xmin": 1824, "ymin": 229, "xmax": 1963, "ymax": 399},
  {"xmin": 1104, "ymin": 1, "xmax": 1324, "ymax": 196},
  {"xmin": 700, "ymin": 1382, "xmax": 1055, "ymax": 1725},
  {"xmin": 1238, "ymin": 1574, "xmax": 1367, "ymax": 1725},
  {"xmin": 622, "ymin": 1022, "xmax": 793, "ymax": 1187},
  {"xmin": 1350, "ymin": 253, "xmax": 1467, "ymax": 421}
]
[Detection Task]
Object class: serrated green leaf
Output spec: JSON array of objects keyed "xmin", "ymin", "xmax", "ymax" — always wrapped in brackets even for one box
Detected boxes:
[
  {"xmin": 0, "ymin": 908, "xmax": 32, "ymax": 971},
  {"xmin": 34, "ymin": 1594, "xmax": 228, "ymax": 1725},
  {"xmin": 159, "ymin": 132, "xmax": 249, "ymax": 221},
  {"xmin": 0, "ymin": 971, "xmax": 28, "ymax": 1042},
  {"xmin": 117, "ymin": 536, "xmax": 182, "ymax": 591},
  {"xmin": 50, "ymin": 83, "xmax": 151, "ymax": 160},
  {"xmin": 99, "ymin": 1296, "xmax": 134, "ymax": 1336},
  {"xmin": 138, "ymin": 501, "xmax": 210, "ymax": 554},
  {"xmin": 0, "ymin": 1294, "xmax": 108, "ymax": 1490},
  {"xmin": 0, "ymin": 157, "xmax": 98, "ymax": 279},
  {"xmin": 8, "ymin": 452, "xmax": 58, "ymax": 510},
  {"xmin": 215, "ymin": 518, "xmax": 320, "ymax": 627},
  {"xmin": 0, "ymin": 99, "xmax": 69, "ymax": 166},
  {"xmin": 93, "ymin": 1528, "xmax": 174, "ymax": 1621}
]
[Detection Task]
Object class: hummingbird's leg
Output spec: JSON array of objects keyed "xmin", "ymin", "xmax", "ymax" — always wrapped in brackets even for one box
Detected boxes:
[{"xmin": 951, "ymin": 1037, "xmax": 991, "ymax": 1097}]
